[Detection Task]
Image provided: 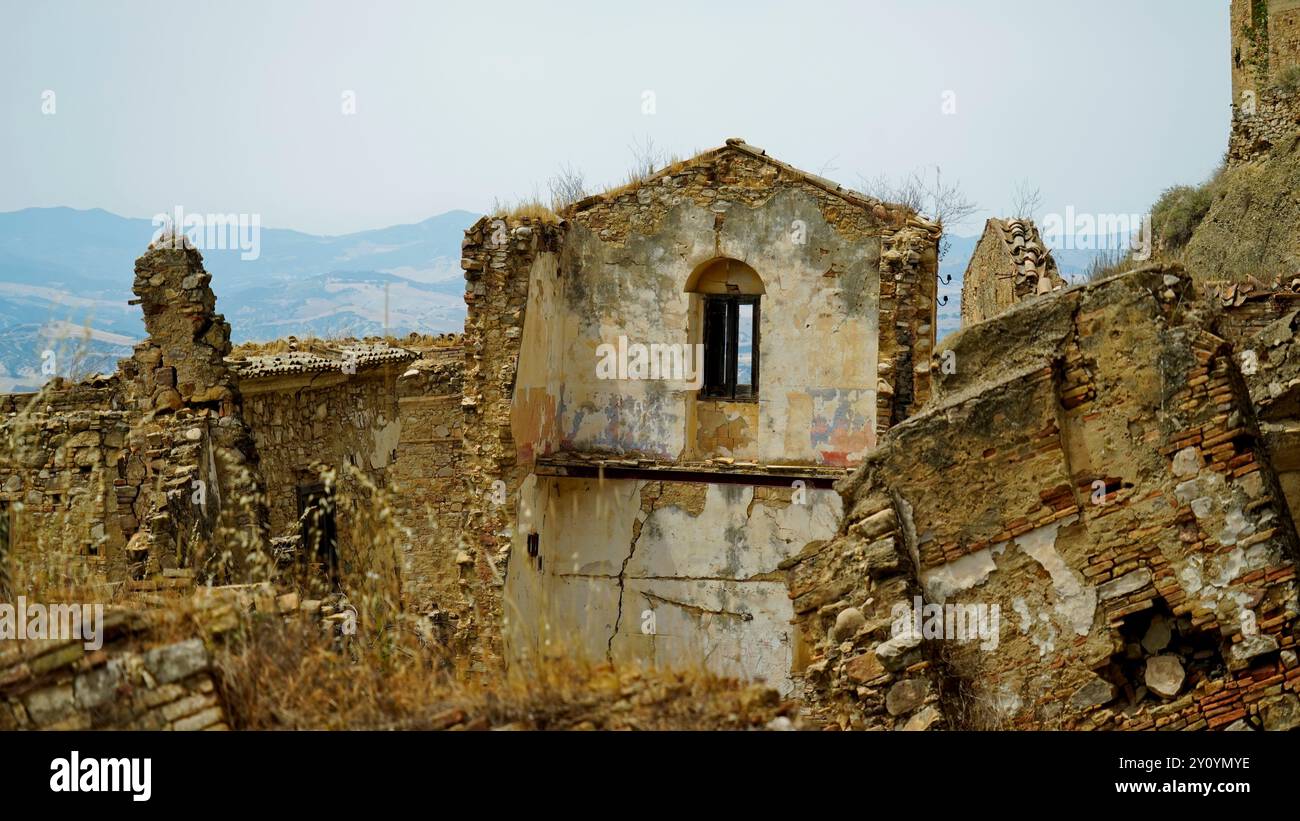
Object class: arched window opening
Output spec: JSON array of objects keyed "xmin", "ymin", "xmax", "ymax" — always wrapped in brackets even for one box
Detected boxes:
[{"xmin": 687, "ymin": 259, "xmax": 762, "ymax": 401}]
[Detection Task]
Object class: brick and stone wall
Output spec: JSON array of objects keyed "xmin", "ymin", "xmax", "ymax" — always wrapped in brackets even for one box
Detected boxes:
[
  {"xmin": 239, "ymin": 361, "xmax": 406, "ymax": 552},
  {"xmin": 1231, "ymin": 86, "xmax": 1300, "ymax": 165},
  {"xmin": 459, "ymin": 217, "xmax": 563, "ymax": 665},
  {"xmin": 0, "ymin": 610, "xmax": 229, "ymax": 731},
  {"xmin": 788, "ymin": 265, "xmax": 1300, "ymax": 730},
  {"xmin": 0, "ymin": 397, "xmax": 136, "ymax": 585},
  {"xmin": 1217, "ymin": 281, "xmax": 1300, "ymax": 537},
  {"xmin": 1, "ymin": 244, "xmax": 272, "ymax": 588},
  {"xmin": 960, "ymin": 219, "xmax": 1066, "ymax": 327}
]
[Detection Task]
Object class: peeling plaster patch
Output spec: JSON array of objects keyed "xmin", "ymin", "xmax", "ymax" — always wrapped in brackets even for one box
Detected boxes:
[
  {"xmin": 1246, "ymin": 541, "xmax": 1282, "ymax": 570},
  {"xmin": 1219, "ymin": 506, "xmax": 1253, "ymax": 546},
  {"xmin": 1209, "ymin": 547, "xmax": 1247, "ymax": 588},
  {"xmin": 1016, "ymin": 517, "xmax": 1097, "ymax": 637},
  {"xmin": 1013, "ymin": 596, "xmax": 1058, "ymax": 656},
  {"xmin": 512, "ymin": 388, "xmax": 560, "ymax": 463},
  {"xmin": 368, "ymin": 416, "xmax": 401, "ymax": 469},
  {"xmin": 1012, "ymin": 597, "xmax": 1032, "ymax": 632},
  {"xmin": 807, "ymin": 388, "xmax": 873, "ymax": 464},
  {"xmin": 1177, "ymin": 556, "xmax": 1205, "ymax": 595},
  {"xmin": 1173, "ymin": 543, "xmax": 1272, "ymax": 615},
  {"xmin": 990, "ymin": 683, "xmax": 1023, "ymax": 717},
  {"xmin": 1175, "ymin": 476, "xmax": 1207, "ymax": 505},
  {"xmin": 1172, "ymin": 446, "xmax": 1201, "ymax": 477},
  {"xmin": 1098, "ymin": 568, "xmax": 1153, "ymax": 601},
  {"xmin": 920, "ymin": 548, "xmax": 997, "ymax": 603},
  {"xmin": 630, "ymin": 484, "xmax": 839, "ymax": 579}
]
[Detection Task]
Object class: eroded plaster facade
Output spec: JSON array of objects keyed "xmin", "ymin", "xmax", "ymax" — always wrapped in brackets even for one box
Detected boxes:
[{"xmin": 476, "ymin": 140, "xmax": 941, "ymax": 690}]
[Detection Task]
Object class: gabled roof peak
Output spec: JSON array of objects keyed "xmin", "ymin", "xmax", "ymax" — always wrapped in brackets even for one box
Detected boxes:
[{"xmin": 566, "ymin": 138, "xmax": 932, "ymax": 228}]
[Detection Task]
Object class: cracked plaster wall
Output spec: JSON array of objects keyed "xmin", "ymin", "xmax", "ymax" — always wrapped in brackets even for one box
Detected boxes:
[{"xmin": 503, "ymin": 476, "xmax": 841, "ymax": 695}]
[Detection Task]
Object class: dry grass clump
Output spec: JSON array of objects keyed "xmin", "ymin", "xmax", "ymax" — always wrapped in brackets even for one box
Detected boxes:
[
  {"xmin": 214, "ymin": 608, "xmax": 796, "ymax": 730},
  {"xmin": 489, "ymin": 199, "xmax": 560, "ymax": 224},
  {"xmin": 1086, "ymin": 246, "xmax": 1143, "ymax": 282}
]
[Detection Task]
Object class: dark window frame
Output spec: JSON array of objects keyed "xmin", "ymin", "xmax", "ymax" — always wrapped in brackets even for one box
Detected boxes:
[
  {"xmin": 296, "ymin": 482, "xmax": 340, "ymax": 588},
  {"xmin": 700, "ymin": 294, "xmax": 760, "ymax": 401}
]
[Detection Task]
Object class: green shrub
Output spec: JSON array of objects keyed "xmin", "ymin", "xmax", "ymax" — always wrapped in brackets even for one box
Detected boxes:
[
  {"xmin": 1273, "ymin": 64, "xmax": 1300, "ymax": 95},
  {"xmin": 1151, "ymin": 179, "xmax": 1217, "ymax": 252}
]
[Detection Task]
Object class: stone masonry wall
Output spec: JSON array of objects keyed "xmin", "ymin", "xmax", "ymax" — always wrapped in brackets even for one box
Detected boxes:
[
  {"xmin": 1220, "ymin": 283, "xmax": 1300, "ymax": 539},
  {"xmin": 1231, "ymin": 86, "xmax": 1300, "ymax": 165},
  {"xmin": 0, "ymin": 611, "xmax": 228, "ymax": 731},
  {"xmin": 390, "ymin": 345, "xmax": 469, "ymax": 628},
  {"xmin": 116, "ymin": 242, "xmax": 269, "ymax": 582},
  {"xmin": 960, "ymin": 219, "xmax": 1066, "ymax": 328},
  {"xmin": 787, "ymin": 265, "xmax": 1300, "ymax": 730},
  {"xmin": 240, "ymin": 367, "xmax": 405, "ymax": 555},
  {"xmin": 460, "ymin": 216, "xmax": 564, "ymax": 667},
  {"xmin": 0, "ymin": 402, "xmax": 136, "ymax": 585},
  {"xmin": 1231, "ymin": 0, "xmax": 1300, "ymax": 165}
]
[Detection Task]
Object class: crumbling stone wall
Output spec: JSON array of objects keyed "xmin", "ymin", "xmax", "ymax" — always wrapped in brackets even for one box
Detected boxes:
[
  {"xmin": 0, "ymin": 383, "xmax": 136, "ymax": 584},
  {"xmin": 789, "ymin": 265, "xmax": 1300, "ymax": 730},
  {"xmin": 238, "ymin": 360, "xmax": 407, "ymax": 554},
  {"xmin": 0, "ymin": 611, "xmax": 228, "ymax": 731},
  {"xmin": 1218, "ymin": 281, "xmax": 1300, "ymax": 536},
  {"xmin": 1231, "ymin": 0, "xmax": 1300, "ymax": 165},
  {"xmin": 1, "ymin": 245, "xmax": 271, "ymax": 587},
  {"xmin": 389, "ymin": 344, "xmax": 470, "ymax": 623},
  {"xmin": 960, "ymin": 218, "xmax": 1066, "ymax": 327},
  {"xmin": 1231, "ymin": 85, "xmax": 1300, "ymax": 165},
  {"xmin": 459, "ymin": 216, "xmax": 564, "ymax": 666},
  {"xmin": 116, "ymin": 243, "xmax": 270, "ymax": 581}
]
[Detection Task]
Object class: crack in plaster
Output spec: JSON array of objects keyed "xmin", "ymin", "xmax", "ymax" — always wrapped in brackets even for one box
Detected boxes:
[
  {"xmin": 607, "ymin": 537, "xmax": 638, "ymax": 662},
  {"xmin": 639, "ymin": 590, "xmax": 752, "ymax": 620}
]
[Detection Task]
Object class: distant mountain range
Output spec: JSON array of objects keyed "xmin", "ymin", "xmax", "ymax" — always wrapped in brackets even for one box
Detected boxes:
[
  {"xmin": 0, "ymin": 208, "xmax": 1118, "ymax": 391},
  {"xmin": 0, "ymin": 207, "xmax": 477, "ymax": 391}
]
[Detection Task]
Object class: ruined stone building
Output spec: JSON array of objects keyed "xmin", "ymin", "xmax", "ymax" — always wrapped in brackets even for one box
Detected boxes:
[
  {"xmin": 0, "ymin": 245, "xmax": 269, "ymax": 587},
  {"xmin": 11, "ymin": 0, "xmax": 1300, "ymax": 730},
  {"xmin": 770, "ymin": 10, "xmax": 1300, "ymax": 729},
  {"xmin": 959, "ymin": 218, "xmax": 1066, "ymax": 327},
  {"xmin": 1231, "ymin": 0, "xmax": 1300, "ymax": 165},
  {"xmin": 458, "ymin": 140, "xmax": 940, "ymax": 691},
  {"xmin": 0, "ymin": 240, "xmax": 462, "ymax": 621},
  {"xmin": 790, "ymin": 264, "xmax": 1300, "ymax": 730}
]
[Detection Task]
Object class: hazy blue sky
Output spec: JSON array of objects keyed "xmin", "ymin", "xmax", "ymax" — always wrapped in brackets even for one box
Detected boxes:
[{"xmin": 1, "ymin": 0, "xmax": 1229, "ymax": 236}]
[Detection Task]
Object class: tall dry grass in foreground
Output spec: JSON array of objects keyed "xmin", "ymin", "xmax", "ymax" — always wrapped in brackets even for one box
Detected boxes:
[
  {"xmin": 216, "ymin": 461, "xmax": 792, "ymax": 730},
  {"xmin": 214, "ymin": 608, "xmax": 794, "ymax": 730}
]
